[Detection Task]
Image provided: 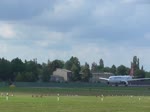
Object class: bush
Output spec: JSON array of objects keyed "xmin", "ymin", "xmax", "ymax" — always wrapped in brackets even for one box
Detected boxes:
[{"xmin": 9, "ymin": 84, "xmax": 16, "ymax": 88}]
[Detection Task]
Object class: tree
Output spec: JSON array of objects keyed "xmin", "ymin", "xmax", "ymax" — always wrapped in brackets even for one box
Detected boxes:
[
  {"xmin": 91, "ymin": 62, "xmax": 98, "ymax": 72},
  {"xmin": 103, "ymin": 67, "xmax": 111, "ymax": 72},
  {"xmin": 65, "ymin": 61, "xmax": 72, "ymax": 70},
  {"xmin": 15, "ymin": 72, "xmax": 23, "ymax": 82},
  {"xmin": 40, "ymin": 60, "xmax": 64, "ymax": 82},
  {"xmin": 11, "ymin": 58, "xmax": 25, "ymax": 74},
  {"xmin": 132, "ymin": 56, "xmax": 140, "ymax": 71},
  {"xmin": 131, "ymin": 56, "xmax": 146, "ymax": 77},
  {"xmin": 98, "ymin": 59, "xmax": 104, "ymax": 72},
  {"xmin": 71, "ymin": 64, "xmax": 80, "ymax": 81},
  {"xmin": 65, "ymin": 56, "xmax": 81, "ymax": 81},
  {"xmin": 0, "ymin": 58, "xmax": 12, "ymax": 81},
  {"xmin": 16, "ymin": 72, "xmax": 36, "ymax": 82},
  {"xmin": 81, "ymin": 62, "xmax": 91, "ymax": 82},
  {"xmin": 99, "ymin": 59, "xmax": 104, "ymax": 69},
  {"xmin": 24, "ymin": 72, "xmax": 36, "ymax": 82},
  {"xmin": 145, "ymin": 72, "xmax": 150, "ymax": 78},
  {"xmin": 24, "ymin": 60, "xmax": 40, "ymax": 82},
  {"xmin": 111, "ymin": 65, "xmax": 117, "ymax": 74},
  {"xmin": 134, "ymin": 69, "xmax": 145, "ymax": 78},
  {"xmin": 141, "ymin": 65, "xmax": 144, "ymax": 71},
  {"xmin": 50, "ymin": 60, "xmax": 64, "ymax": 73},
  {"xmin": 117, "ymin": 65, "xmax": 129, "ymax": 75},
  {"xmin": 41, "ymin": 63, "xmax": 50, "ymax": 82}
]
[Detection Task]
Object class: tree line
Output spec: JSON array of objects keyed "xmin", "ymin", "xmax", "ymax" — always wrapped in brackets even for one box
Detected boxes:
[{"xmin": 0, "ymin": 56, "xmax": 150, "ymax": 83}]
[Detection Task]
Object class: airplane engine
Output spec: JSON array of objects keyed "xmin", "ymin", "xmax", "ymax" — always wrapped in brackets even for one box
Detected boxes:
[
  {"xmin": 107, "ymin": 81, "xmax": 110, "ymax": 85},
  {"xmin": 123, "ymin": 81, "xmax": 128, "ymax": 86}
]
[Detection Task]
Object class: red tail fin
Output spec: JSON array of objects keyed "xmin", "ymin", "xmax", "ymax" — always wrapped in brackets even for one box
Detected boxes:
[{"xmin": 130, "ymin": 65, "xmax": 134, "ymax": 76}]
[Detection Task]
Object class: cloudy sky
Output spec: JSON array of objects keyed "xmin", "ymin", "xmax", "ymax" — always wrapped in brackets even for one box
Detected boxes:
[{"xmin": 0, "ymin": 0, "xmax": 150, "ymax": 70}]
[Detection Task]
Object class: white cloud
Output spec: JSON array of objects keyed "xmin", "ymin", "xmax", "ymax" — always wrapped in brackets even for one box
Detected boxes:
[
  {"xmin": 63, "ymin": 43, "xmax": 150, "ymax": 71},
  {"xmin": 125, "ymin": 4, "xmax": 150, "ymax": 27},
  {"xmin": 0, "ymin": 43, "xmax": 7, "ymax": 53},
  {"xmin": 53, "ymin": 0, "xmax": 84, "ymax": 15},
  {"xmin": 0, "ymin": 23, "xmax": 16, "ymax": 38},
  {"xmin": 0, "ymin": 0, "xmax": 150, "ymax": 71},
  {"xmin": 35, "ymin": 32, "xmax": 63, "ymax": 47},
  {"xmin": 53, "ymin": 0, "xmax": 86, "ymax": 16},
  {"xmin": 47, "ymin": 31, "xmax": 66, "ymax": 41},
  {"xmin": 93, "ymin": 1, "xmax": 116, "ymax": 17}
]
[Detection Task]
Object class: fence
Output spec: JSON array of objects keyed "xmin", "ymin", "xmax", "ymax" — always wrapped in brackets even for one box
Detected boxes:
[
  {"xmin": 0, "ymin": 82, "xmax": 9, "ymax": 87},
  {"xmin": 1, "ymin": 80, "xmax": 150, "ymax": 88}
]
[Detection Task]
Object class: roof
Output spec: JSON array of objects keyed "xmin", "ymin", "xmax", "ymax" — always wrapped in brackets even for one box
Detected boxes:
[
  {"xmin": 92, "ymin": 72, "xmax": 113, "ymax": 75},
  {"xmin": 56, "ymin": 68, "xmax": 72, "ymax": 73}
]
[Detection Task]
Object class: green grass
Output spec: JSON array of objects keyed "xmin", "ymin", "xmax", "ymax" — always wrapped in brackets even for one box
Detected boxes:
[
  {"xmin": 0, "ymin": 95, "xmax": 150, "ymax": 112},
  {"xmin": 0, "ymin": 86, "xmax": 150, "ymax": 112}
]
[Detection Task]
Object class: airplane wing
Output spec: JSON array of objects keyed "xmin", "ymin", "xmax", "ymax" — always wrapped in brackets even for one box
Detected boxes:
[
  {"xmin": 99, "ymin": 77, "xmax": 109, "ymax": 81},
  {"xmin": 128, "ymin": 78, "xmax": 150, "ymax": 82}
]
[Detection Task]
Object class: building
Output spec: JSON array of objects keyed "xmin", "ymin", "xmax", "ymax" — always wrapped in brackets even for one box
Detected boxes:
[
  {"xmin": 51, "ymin": 68, "xmax": 72, "ymax": 82},
  {"xmin": 90, "ymin": 72, "xmax": 113, "ymax": 83}
]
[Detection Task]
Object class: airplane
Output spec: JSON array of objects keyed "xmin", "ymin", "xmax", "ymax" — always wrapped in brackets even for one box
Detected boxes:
[{"xmin": 99, "ymin": 75, "xmax": 150, "ymax": 86}]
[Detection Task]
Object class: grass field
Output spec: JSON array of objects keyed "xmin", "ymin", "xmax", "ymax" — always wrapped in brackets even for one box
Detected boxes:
[
  {"xmin": 0, "ymin": 95, "xmax": 150, "ymax": 112},
  {"xmin": 0, "ymin": 87, "xmax": 150, "ymax": 112}
]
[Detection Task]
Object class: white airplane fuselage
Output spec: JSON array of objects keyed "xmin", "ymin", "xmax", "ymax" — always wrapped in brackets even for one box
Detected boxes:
[
  {"xmin": 108, "ymin": 75, "xmax": 132, "ymax": 85},
  {"xmin": 99, "ymin": 75, "xmax": 133, "ymax": 86},
  {"xmin": 99, "ymin": 75, "xmax": 150, "ymax": 86}
]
